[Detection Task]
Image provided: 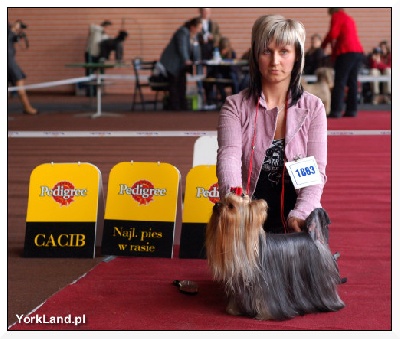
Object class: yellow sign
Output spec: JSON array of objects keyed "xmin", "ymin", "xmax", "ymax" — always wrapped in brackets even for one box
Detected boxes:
[
  {"xmin": 26, "ymin": 162, "xmax": 102, "ymax": 222},
  {"xmin": 182, "ymin": 165, "xmax": 219, "ymax": 223},
  {"xmin": 102, "ymin": 162, "xmax": 181, "ymax": 257},
  {"xmin": 180, "ymin": 165, "xmax": 219, "ymax": 258},
  {"xmin": 24, "ymin": 162, "xmax": 102, "ymax": 258},
  {"xmin": 104, "ymin": 162, "xmax": 180, "ymax": 221}
]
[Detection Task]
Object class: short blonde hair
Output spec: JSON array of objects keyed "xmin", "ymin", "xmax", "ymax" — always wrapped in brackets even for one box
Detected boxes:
[{"xmin": 247, "ymin": 15, "xmax": 306, "ymax": 106}]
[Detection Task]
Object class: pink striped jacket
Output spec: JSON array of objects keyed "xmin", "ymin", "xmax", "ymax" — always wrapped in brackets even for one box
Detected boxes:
[{"xmin": 216, "ymin": 90, "xmax": 327, "ymax": 221}]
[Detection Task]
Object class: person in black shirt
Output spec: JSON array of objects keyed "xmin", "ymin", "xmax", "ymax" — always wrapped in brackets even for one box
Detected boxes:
[
  {"xmin": 8, "ymin": 20, "xmax": 38, "ymax": 115},
  {"xmin": 304, "ymin": 33, "xmax": 325, "ymax": 75}
]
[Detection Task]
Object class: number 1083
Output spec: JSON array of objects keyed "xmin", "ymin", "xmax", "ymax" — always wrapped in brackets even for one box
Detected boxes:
[{"xmin": 295, "ymin": 166, "xmax": 315, "ymax": 177}]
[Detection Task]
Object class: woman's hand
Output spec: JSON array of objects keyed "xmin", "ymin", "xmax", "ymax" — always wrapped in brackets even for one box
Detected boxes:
[{"xmin": 287, "ymin": 217, "xmax": 305, "ymax": 232}]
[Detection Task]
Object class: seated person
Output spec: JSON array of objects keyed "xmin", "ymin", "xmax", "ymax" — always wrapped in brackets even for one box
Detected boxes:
[
  {"xmin": 369, "ymin": 43, "xmax": 391, "ymax": 104},
  {"xmin": 304, "ymin": 33, "xmax": 325, "ymax": 76},
  {"xmin": 203, "ymin": 37, "xmax": 240, "ymax": 107},
  {"xmin": 239, "ymin": 47, "xmax": 250, "ymax": 91}
]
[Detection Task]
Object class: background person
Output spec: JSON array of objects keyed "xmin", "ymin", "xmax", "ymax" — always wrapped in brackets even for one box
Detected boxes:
[
  {"xmin": 238, "ymin": 47, "xmax": 251, "ymax": 91},
  {"xmin": 84, "ymin": 20, "xmax": 112, "ymax": 96},
  {"xmin": 7, "ymin": 20, "xmax": 38, "ymax": 115},
  {"xmin": 321, "ymin": 8, "xmax": 364, "ymax": 118},
  {"xmin": 217, "ymin": 14, "xmax": 328, "ymax": 234},
  {"xmin": 198, "ymin": 8, "xmax": 222, "ymax": 61},
  {"xmin": 85, "ymin": 20, "xmax": 112, "ymax": 64},
  {"xmin": 160, "ymin": 17, "xmax": 202, "ymax": 111},
  {"xmin": 203, "ymin": 36, "xmax": 240, "ymax": 107},
  {"xmin": 195, "ymin": 8, "xmax": 222, "ymax": 104},
  {"xmin": 368, "ymin": 41, "xmax": 391, "ymax": 104},
  {"xmin": 304, "ymin": 33, "xmax": 325, "ymax": 75}
]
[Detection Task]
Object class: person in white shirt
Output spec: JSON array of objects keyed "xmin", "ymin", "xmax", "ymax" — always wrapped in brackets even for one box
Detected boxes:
[
  {"xmin": 84, "ymin": 20, "xmax": 112, "ymax": 96},
  {"xmin": 198, "ymin": 8, "xmax": 221, "ymax": 61},
  {"xmin": 86, "ymin": 20, "xmax": 112, "ymax": 63}
]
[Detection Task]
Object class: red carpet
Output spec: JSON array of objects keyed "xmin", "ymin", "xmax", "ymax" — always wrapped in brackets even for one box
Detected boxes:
[
  {"xmin": 326, "ymin": 110, "xmax": 391, "ymax": 130},
  {"xmin": 9, "ymin": 111, "xmax": 392, "ymax": 331}
]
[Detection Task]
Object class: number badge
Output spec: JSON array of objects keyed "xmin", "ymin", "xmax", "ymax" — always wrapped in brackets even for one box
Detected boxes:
[{"xmin": 285, "ymin": 156, "xmax": 322, "ymax": 189}]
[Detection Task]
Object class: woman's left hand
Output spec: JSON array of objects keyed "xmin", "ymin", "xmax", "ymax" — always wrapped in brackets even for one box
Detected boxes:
[{"xmin": 287, "ymin": 217, "xmax": 305, "ymax": 232}]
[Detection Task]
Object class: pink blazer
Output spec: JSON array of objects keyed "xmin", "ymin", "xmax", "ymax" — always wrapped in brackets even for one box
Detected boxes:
[{"xmin": 216, "ymin": 90, "xmax": 327, "ymax": 220}]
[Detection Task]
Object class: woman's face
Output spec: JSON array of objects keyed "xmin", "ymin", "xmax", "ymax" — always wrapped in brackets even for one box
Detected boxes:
[
  {"xmin": 258, "ymin": 40, "xmax": 296, "ymax": 85},
  {"xmin": 190, "ymin": 23, "xmax": 202, "ymax": 37},
  {"xmin": 311, "ymin": 36, "xmax": 322, "ymax": 48},
  {"xmin": 380, "ymin": 43, "xmax": 388, "ymax": 54}
]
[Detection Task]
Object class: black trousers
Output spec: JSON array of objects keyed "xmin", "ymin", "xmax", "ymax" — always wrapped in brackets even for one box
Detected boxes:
[
  {"xmin": 84, "ymin": 52, "xmax": 100, "ymax": 97},
  {"xmin": 330, "ymin": 52, "xmax": 364, "ymax": 116},
  {"xmin": 167, "ymin": 68, "xmax": 187, "ymax": 111}
]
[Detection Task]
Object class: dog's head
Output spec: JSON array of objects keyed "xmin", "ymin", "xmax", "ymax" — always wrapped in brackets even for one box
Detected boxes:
[
  {"xmin": 305, "ymin": 208, "xmax": 331, "ymax": 245},
  {"xmin": 205, "ymin": 193, "xmax": 268, "ymax": 282}
]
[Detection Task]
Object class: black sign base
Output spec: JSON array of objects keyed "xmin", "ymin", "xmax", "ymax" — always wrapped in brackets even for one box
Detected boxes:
[
  {"xmin": 179, "ymin": 222, "xmax": 206, "ymax": 259},
  {"xmin": 24, "ymin": 222, "xmax": 96, "ymax": 258},
  {"xmin": 101, "ymin": 220, "xmax": 174, "ymax": 258}
]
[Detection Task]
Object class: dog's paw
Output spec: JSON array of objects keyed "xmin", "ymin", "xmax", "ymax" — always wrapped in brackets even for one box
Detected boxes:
[
  {"xmin": 226, "ymin": 297, "xmax": 242, "ymax": 316},
  {"xmin": 254, "ymin": 313, "xmax": 271, "ymax": 321},
  {"xmin": 253, "ymin": 304, "xmax": 273, "ymax": 320}
]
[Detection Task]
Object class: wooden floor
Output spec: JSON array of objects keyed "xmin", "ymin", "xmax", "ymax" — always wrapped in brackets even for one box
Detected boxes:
[{"xmin": 7, "ymin": 93, "xmax": 220, "ymax": 327}]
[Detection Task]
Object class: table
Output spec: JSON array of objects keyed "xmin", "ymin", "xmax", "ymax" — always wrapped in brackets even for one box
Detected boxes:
[
  {"xmin": 201, "ymin": 59, "xmax": 249, "ymax": 107},
  {"xmin": 65, "ymin": 62, "xmax": 129, "ymax": 119},
  {"xmin": 203, "ymin": 59, "xmax": 249, "ymax": 67}
]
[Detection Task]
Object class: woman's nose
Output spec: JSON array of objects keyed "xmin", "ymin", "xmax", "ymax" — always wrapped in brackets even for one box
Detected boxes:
[{"xmin": 271, "ymin": 52, "xmax": 280, "ymax": 64}]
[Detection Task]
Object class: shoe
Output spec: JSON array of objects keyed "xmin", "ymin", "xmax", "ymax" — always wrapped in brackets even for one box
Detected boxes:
[
  {"xmin": 23, "ymin": 109, "xmax": 39, "ymax": 115},
  {"xmin": 327, "ymin": 113, "xmax": 341, "ymax": 118}
]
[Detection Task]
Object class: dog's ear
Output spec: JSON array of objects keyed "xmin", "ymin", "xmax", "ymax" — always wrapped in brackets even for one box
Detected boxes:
[{"xmin": 249, "ymin": 198, "xmax": 268, "ymax": 224}]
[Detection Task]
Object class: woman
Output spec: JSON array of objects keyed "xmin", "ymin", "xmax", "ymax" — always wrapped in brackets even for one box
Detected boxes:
[
  {"xmin": 8, "ymin": 20, "xmax": 38, "ymax": 115},
  {"xmin": 304, "ymin": 33, "xmax": 326, "ymax": 75},
  {"xmin": 217, "ymin": 14, "xmax": 327, "ymax": 234},
  {"xmin": 160, "ymin": 17, "xmax": 202, "ymax": 110},
  {"xmin": 369, "ymin": 40, "xmax": 391, "ymax": 104}
]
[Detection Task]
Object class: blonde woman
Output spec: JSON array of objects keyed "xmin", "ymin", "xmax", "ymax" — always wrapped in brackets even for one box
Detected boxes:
[{"xmin": 217, "ymin": 15, "xmax": 328, "ymax": 234}]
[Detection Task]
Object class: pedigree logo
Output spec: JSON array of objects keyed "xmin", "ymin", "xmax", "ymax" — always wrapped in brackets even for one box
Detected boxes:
[
  {"xmin": 40, "ymin": 181, "xmax": 88, "ymax": 206},
  {"xmin": 118, "ymin": 180, "xmax": 167, "ymax": 205},
  {"xmin": 196, "ymin": 183, "xmax": 220, "ymax": 204}
]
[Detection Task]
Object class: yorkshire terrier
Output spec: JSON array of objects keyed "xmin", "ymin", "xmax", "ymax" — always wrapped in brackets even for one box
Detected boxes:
[{"xmin": 206, "ymin": 193, "xmax": 345, "ymax": 320}]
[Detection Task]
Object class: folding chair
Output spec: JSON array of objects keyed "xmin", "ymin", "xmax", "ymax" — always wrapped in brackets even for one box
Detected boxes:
[{"xmin": 131, "ymin": 58, "xmax": 169, "ymax": 111}]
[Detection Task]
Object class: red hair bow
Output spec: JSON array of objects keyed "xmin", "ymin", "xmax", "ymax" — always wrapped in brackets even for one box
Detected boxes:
[{"xmin": 230, "ymin": 187, "xmax": 243, "ymax": 196}]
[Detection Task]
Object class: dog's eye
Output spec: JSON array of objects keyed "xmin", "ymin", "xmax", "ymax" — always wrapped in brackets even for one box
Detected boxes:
[{"xmin": 228, "ymin": 203, "xmax": 234, "ymax": 209}]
